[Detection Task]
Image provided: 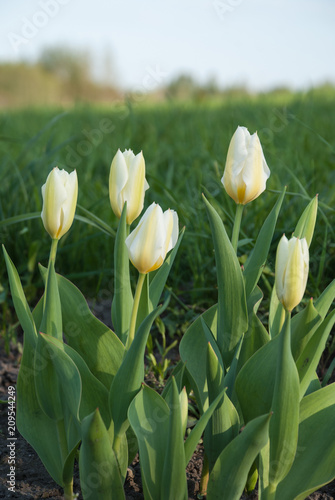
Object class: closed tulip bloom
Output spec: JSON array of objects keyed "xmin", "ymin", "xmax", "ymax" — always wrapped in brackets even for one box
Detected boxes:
[
  {"xmin": 275, "ymin": 235, "xmax": 309, "ymax": 312},
  {"xmin": 222, "ymin": 126, "xmax": 270, "ymax": 205},
  {"xmin": 41, "ymin": 167, "xmax": 78, "ymax": 240},
  {"xmin": 125, "ymin": 202, "xmax": 179, "ymax": 274},
  {"xmin": 109, "ymin": 149, "xmax": 149, "ymax": 225}
]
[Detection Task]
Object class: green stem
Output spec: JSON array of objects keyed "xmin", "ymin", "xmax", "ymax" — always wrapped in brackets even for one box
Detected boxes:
[
  {"xmin": 199, "ymin": 453, "xmax": 209, "ymax": 496},
  {"xmin": 264, "ymin": 482, "xmax": 277, "ymax": 500},
  {"xmin": 56, "ymin": 419, "xmax": 75, "ymax": 500},
  {"xmin": 63, "ymin": 480, "xmax": 74, "ymax": 500},
  {"xmin": 48, "ymin": 238, "xmax": 58, "ymax": 267},
  {"xmin": 231, "ymin": 203, "xmax": 244, "ymax": 254},
  {"xmin": 126, "ymin": 272, "xmax": 146, "ymax": 350}
]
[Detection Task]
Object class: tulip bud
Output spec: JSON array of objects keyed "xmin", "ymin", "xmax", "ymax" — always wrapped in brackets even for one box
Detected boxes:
[
  {"xmin": 41, "ymin": 167, "xmax": 78, "ymax": 240},
  {"xmin": 109, "ymin": 149, "xmax": 149, "ymax": 225},
  {"xmin": 125, "ymin": 202, "xmax": 179, "ymax": 274},
  {"xmin": 221, "ymin": 126, "xmax": 270, "ymax": 205},
  {"xmin": 275, "ymin": 235, "xmax": 309, "ymax": 312}
]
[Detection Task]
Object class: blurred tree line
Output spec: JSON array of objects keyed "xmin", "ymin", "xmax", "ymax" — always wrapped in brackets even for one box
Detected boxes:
[
  {"xmin": 0, "ymin": 47, "xmax": 120, "ymax": 107},
  {"xmin": 1, "ymin": 46, "xmax": 334, "ymax": 108}
]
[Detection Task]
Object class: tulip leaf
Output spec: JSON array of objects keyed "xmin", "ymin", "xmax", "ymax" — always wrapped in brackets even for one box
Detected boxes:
[
  {"xmin": 314, "ymin": 279, "xmax": 335, "ymax": 319},
  {"xmin": 235, "ymin": 336, "xmax": 280, "ymax": 424},
  {"xmin": 203, "ymin": 195, "xmax": 248, "ymax": 367},
  {"xmin": 276, "ymin": 383, "xmax": 335, "ymax": 500},
  {"xmin": 4, "ymin": 251, "xmax": 66, "ymax": 486},
  {"xmin": 238, "ymin": 287, "xmax": 269, "ymax": 370},
  {"xmin": 207, "ymin": 413, "xmax": 271, "ymax": 500},
  {"xmin": 39, "ymin": 264, "xmax": 125, "ymax": 390},
  {"xmin": 291, "ymin": 298, "xmax": 321, "ymax": 360},
  {"xmin": 39, "ymin": 259, "xmax": 62, "ymax": 340},
  {"xmin": 161, "ymin": 361, "xmax": 186, "ymax": 400},
  {"xmin": 243, "ymin": 187, "xmax": 286, "ymax": 297},
  {"xmin": 80, "ymin": 409, "xmax": 125, "ymax": 500},
  {"xmin": 184, "ymin": 388, "xmax": 226, "ymax": 465},
  {"xmin": 42, "ymin": 334, "xmax": 111, "ymax": 427},
  {"xmin": 204, "ymin": 343, "xmax": 239, "ymax": 472},
  {"xmin": 268, "ymin": 312, "xmax": 300, "ymax": 487},
  {"xmin": 128, "ymin": 385, "xmax": 170, "ymax": 500},
  {"xmin": 161, "ymin": 378, "xmax": 188, "ymax": 500},
  {"xmin": 293, "ymin": 195, "xmax": 318, "ymax": 247},
  {"xmin": 179, "ymin": 304, "xmax": 218, "ymax": 413},
  {"xmin": 112, "ymin": 203, "xmax": 133, "ymax": 345},
  {"xmin": 149, "ymin": 227, "xmax": 185, "ymax": 310},
  {"xmin": 3, "ymin": 245, "xmax": 37, "ymax": 342},
  {"xmin": 34, "ymin": 332, "xmax": 82, "ymax": 426},
  {"xmin": 109, "ymin": 296, "xmax": 170, "ymax": 440},
  {"xmin": 296, "ymin": 309, "xmax": 335, "ymax": 398}
]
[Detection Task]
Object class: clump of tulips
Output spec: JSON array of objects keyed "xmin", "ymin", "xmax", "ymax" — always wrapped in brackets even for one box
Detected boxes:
[{"xmin": 3, "ymin": 126, "xmax": 335, "ymax": 500}]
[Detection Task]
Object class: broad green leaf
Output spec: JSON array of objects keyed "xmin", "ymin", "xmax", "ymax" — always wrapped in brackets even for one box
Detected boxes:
[
  {"xmin": 3, "ymin": 252, "xmax": 78, "ymax": 486},
  {"xmin": 80, "ymin": 409, "xmax": 125, "ymax": 500},
  {"xmin": 43, "ymin": 334, "xmax": 110, "ymax": 427},
  {"xmin": 268, "ymin": 313, "xmax": 300, "ymax": 487},
  {"xmin": 293, "ymin": 195, "xmax": 318, "ymax": 247},
  {"xmin": 3, "ymin": 245, "xmax": 37, "ymax": 342},
  {"xmin": 238, "ymin": 287, "xmax": 269, "ymax": 371},
  {"xmin": 179, "ymin": 304, "xmax": 218, "ymax": 413},
  {"xmin": 314, "ymin": 279, "xmax": 335, "ymax": 319},
  {"xmin": 201, "ymin": 317, "xmax": 224, "ymax": 371},
  {"xmin": 204, "ymin": 343, "xmax": 239, "ymax": 472},
  {"xmin": 184, "ymin": 389, "xmax": 226, "ymax": 465},
  {"xmin": 207, "ymin": 413, "xmax": 271, "ymax": 500},
  {"xmin": 40, "ymin": 265, "xmax": 125, "ymax": 390},
  {"xmin": 296, "ymin": 309, "xmax": 335, "ymax": 398},
  {"xmin": 149, "ymin": 227, "xmax": 185, "ymax": 310},
  {"xmin": 109, "ymin": 296, "xmax": 170, "ymax": 440},
  {"xmin": 111, "ymin": 203, "xmax": 133, "ymax": 345},
  {"xmin": 161, "ymin": 361, "xmax": 186, "ymax": 400},
  {"xmin": 161, "ymin": 378, "xmax": 188, "ymax": 500},
  {"xmin": 235, "ymin": 336, "xmax": 280, "ymax": 424},
  {"xmin": 16, "ymin": 326, "xmax": 65, "ymax": 485},
  {"xmin": 203, "ymin": 195, "xmax": 248, "ymax": 367},
  {"xmin": 276, "ymin": 384, "xmax": 335, "ymax": 500},
  {"xmin": 40, "ymin": 260, "xmax": 62, "ymax": 340},
  {"xmin": 291, "ymin": 299, "xmax": 321, "ymax": 360},
  {"xmin": 35, "ymin": 333, "xmax": 82, "ymax": 425},
  {"xmin": 243, "ymin": 187, "xmax": 286, "ymax": 297},
  {"xmin": 128, "ymin": 385, "xmax": 170, "ymax": 500}
]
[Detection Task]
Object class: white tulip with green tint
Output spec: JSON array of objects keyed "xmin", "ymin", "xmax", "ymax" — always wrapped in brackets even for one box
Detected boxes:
[
  {"xmin": 275, "ymin": 235, "xmax": 309, "ymax": 312},
  {"xmin": 41, "ymin": 167, "xmax": 78, "ymax": 240},
  {"xmin": 109, "ymin": 149, "xmax": 149, "ymax": 225},
  {"xmin": 125, "ymin": 202, "xmax": 179, "ymax": 274},
  {"xmin": 222, "ymin": 126, "xmax": 270, "ymax": 205}
]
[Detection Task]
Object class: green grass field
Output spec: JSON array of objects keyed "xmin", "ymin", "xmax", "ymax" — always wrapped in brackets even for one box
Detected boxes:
[{"xmin": 1, "ymin": 89, "xmax": 335, "ymax": 355}]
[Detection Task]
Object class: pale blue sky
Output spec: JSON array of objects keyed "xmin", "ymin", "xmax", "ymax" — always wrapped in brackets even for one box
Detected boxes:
[{"xmin": 1, "ymin": 0, "xmax": 334, "ymax": 91}]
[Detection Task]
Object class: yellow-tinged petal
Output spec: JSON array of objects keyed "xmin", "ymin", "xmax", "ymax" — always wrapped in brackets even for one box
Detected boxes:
[
  {"xmin": 109, "ymin": 149, "xmax": 149, "ymax": 224},
  {"xmin": 221, "ymin": 126, "xmax": 270, "ymax": 205},
  {"xmin": 275, "ymin": 235, "xmax": 309, "ymax": 311},
  {"xmin": 41, "ymin": 167, "xmax": 78, "ymax": 240},
  {"xmin": 125, "ymin": 202, "xmax": 179, "ymax": 274}
]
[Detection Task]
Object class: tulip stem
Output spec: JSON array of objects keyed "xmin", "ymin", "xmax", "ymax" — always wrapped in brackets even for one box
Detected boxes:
[
  {"xmin": 48, "ymin": 238, "xmax": 58, "ymax": 267},
  {"xmin": 231, "ymin": 203, "xmax": 244, "ymax": 253},
  {"xmin": 126, "ymin": 272, "xmax": 146, "ymax": 350}
]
